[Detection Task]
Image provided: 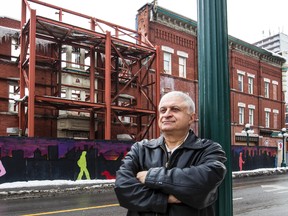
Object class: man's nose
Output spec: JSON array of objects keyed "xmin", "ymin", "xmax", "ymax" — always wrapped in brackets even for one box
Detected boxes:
[{"xmin": 162, "ymin": 109, "xmax": 172, "ymax": 116}]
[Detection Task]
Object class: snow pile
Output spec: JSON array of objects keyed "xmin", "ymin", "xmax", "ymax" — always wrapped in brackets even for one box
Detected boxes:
[{"xmin": 232, "ymin": 167, "xmax": 288, "ymax": 178}]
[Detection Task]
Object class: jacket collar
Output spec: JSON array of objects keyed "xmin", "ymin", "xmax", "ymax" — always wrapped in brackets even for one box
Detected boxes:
[{"xmin": 144, "ymin": 130, "xmax": 211, "ymax": 150}]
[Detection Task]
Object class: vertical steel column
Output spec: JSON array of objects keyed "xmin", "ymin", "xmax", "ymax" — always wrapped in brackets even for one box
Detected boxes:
[
  {"xmin": 90, "ymin": 47, "xmax": 96, "ymax": 140},
  {"xmin": 155, "ymin": 45, "xmax": 161, "ymax": 138},
  {"xmin": 197, "ymin": 0, "xmax": 233, "ymax": 215},
  {"xmin": 19, "ymin": 0, "xmax": 27, "ymax": 135},
  {"xmin": 27, "ymin": 9, "xmax": 37, "ymax": 137},
  {"xmin": 90, "ymin": 18, "xmax": 96, "ymax": 140},
  {"xmin": 104, "ymin": 31, "xmax": 112, "ymax": 139}
]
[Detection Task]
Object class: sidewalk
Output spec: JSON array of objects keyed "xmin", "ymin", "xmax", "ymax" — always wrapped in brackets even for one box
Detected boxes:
[
  {"xmin": 0, "ymin": 168, "xmax": 287, "ymax": 200},
  {"xmin": 0, "ymin": 179, "xmax": 115, "ymax": 200}
]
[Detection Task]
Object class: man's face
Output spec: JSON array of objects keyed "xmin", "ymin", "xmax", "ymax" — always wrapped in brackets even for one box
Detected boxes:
[{"xmin": 158, "ymin": 96, "xmax": 194, "ymax": 133}]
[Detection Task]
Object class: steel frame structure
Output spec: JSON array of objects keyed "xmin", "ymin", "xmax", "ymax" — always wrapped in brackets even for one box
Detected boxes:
[{"xmin": 19, "ymin": 0, "xmax": 160, "ymax": 140}]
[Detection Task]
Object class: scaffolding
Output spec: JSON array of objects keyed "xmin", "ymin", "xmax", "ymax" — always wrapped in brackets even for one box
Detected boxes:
[{"xmin": 18, "ymin": 0, "xmax": 160, "ymax": 140}]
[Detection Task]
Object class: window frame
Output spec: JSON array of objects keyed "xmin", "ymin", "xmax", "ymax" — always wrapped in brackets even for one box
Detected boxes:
[
  {"xmin": 248, "ymin": 77, "xmax": 254, "ymax": 94},
  {"xmin": 178, "ymin": 56, "xmax": 186, "ymax": 78},
  {"xmin": 239, "ymin": 106, "xmax": 245, "ymax": 125},
  {"xmin": 238, "ymin": 74, "xmax": 244, "ymax": 92},
  {"xmin": 163, "ymin": 52, "xmax": 172, "ymax": 74}
]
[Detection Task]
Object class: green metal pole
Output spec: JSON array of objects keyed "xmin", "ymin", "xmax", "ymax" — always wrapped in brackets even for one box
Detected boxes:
[{"xmin": 197, "ymin": 0, "xmax": 233, "ymax": 215}]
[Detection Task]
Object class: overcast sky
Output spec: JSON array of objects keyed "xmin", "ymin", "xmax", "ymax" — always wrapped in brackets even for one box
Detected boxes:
[{"xmin": 0, "ymin": 0, "xmax": 288, "ymax": 44}]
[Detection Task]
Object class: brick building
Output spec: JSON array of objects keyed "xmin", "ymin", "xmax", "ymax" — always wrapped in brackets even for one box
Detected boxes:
[
  {"xmin": 0, "ymin": 2, "xmax": 286, "ymax": 152},
  {"xmin": 136, "ymin": 3, "xmax": 286, "ymax": 150}
]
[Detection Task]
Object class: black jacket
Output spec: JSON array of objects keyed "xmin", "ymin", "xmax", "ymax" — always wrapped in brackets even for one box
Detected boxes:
[{"xmin": 114, "ymin": 130, "xmax": 227, "ymax": 216}]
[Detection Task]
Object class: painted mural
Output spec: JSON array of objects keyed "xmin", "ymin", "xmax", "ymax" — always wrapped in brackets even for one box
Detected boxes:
[
  {"xmin": 231, "ymin": 145, "xmax": 278, "ymax": 171},
  {"xmin": 0, "ymin": 137, "xmax": 132, "ymax": 183},
  {"xmin": 0, "ymin": 137, "xmax": 280, "ymax": 183}
]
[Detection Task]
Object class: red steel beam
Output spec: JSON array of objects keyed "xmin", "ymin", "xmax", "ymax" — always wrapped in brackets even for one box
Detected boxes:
[
  {"xmin": 19, "ymin": 0, "xmax": 27, "ymax": 135},
  {"xmin": 90, "ymin": 47, "xmax": 96, "ymax": 139},
  {"xmin": 27, "ymin": 9, "xmax": 37, "ymax": 137},
  {"xmin": 105, "ymin": 31, "xmax": 112, "ymax": 139},
  {"xmin": 155, "ymin": 45, "xmax": 161, "ymax": 137}
]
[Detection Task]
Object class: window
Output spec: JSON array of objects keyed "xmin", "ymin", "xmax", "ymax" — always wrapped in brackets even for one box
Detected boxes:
[
  {"xmin": 72, "ymin": 47, "xmax": 81, "ymax": 68},
  {"xmin": 265, "ymin": 111, "xmax": 270, "ymax": 128},
  {"xmin": 179, "ymin": 56, "xmax": 186, "ymax": 78},
  {"xmin": 248, "ymin": 108, "xmax": 254, "ymax": 125},
  {"xmin": 272, "ymin": 81, "xmax": 278, "ymax": 100},
  {"xmin": 264, "ymin": 80, "xmax": 270, "ymax": 98},
  {"xmin": 177, "ymin": 51, "xmax": 188, "ymax": 78},
  {"xmin": 71, "ymin": 89, "xmax": 81, "ymax": 100},
  {"xmin": 11, "ymin": 38, "xmax": 20, "ymax": 62},
  {"xmin": 238, "ymin": 74, "xmax": 244, "ymax": 92},
  {"xmin": 8, "ymin": 84, "xmax": 20, "ymax": 112},
  {"xmin": 163, "ymin": 52, "xmax": 172, "ymax": 74},
  {"xmin": 273, "ymin": 113, "xmax": 278, "ymax": 128},
  {"xmin": 162, "ymin": 46, "xmax": 174, "ymax": 74},
  {"xmin": 273, "ymin": 109, "xmax": 279, "ymax": 128},
  {"xmin": 248, "ymin": 77, "xmax": 253, "ymax": 94},
  {"xmin": 239, "ymin": 107, "xmax": 244, "ymax": 124},
  {"xmin": 8, "ymin": 84, "xmax": 28, "ymax": 113}
]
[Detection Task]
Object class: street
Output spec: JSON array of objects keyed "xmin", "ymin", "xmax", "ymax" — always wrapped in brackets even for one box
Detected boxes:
[
  {"xmin": 233, "ymin": 174, "xmax": 288, "ymax": 215},
  {"xmin": 0, "ymin": 174, "xmax": 288, "ymax": 215}
]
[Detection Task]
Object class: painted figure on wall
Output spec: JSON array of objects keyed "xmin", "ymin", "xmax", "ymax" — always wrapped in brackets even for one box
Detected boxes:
[
  {"xmin": 0, "ymin": 160, "xmax": 6, "ymax": 177},
  {"xmin": 239, "ymin": 152, "xmax": 245, "ymax": 171},
  {"xmin": 77, "ymin": 151, "xmax": 91, "ymax": 180},
  {"xmin": 101, "ymin": 170, "xmax": 116, "ymax": 179}
]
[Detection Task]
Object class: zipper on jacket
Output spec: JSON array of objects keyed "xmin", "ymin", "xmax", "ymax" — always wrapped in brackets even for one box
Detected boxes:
[
  {"xmin": 166, "ymin": 149, "xmax": 182, "ymax": 169},
  {"xmin": 160, "ymin": 145, "xmax": 170, "ymax": 168}
]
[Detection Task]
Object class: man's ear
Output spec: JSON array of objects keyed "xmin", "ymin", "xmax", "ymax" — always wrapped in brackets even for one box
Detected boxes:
[{"xmin": 189, "ymin": 113, "xmax": 195, "ymax": 124}]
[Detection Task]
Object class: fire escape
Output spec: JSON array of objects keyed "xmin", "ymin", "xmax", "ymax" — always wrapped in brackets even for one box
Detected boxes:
[{"xmin": 18, "ymin": 0, "xmax": 160, "ymax": 140}]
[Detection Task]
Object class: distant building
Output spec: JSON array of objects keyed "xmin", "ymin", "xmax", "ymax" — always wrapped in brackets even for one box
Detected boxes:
[
  {"xmin": 254, "ymin": 33, "xmax": 288, "ymax": 127},
  {"xmin": 254, "ymin": 33, "xmax": 288, "ymax": 57}
]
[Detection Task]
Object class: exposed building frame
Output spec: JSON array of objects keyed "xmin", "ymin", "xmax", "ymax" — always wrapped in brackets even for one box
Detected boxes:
[{"xmin": 19, "ymin": 0, "xmax": 160, "ymax": 140}]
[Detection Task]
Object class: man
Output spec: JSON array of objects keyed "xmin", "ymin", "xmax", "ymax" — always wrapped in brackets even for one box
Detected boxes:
[{"xmin": 114, "ymin": 91, "xmax": 227, "ymax": 216}]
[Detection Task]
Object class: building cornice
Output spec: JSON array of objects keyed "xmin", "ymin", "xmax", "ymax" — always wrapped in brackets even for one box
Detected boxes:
[
  {"xmin": 145, "ymin": 3, "xmax": 286, "ymax": 67},
  {"xmin": 148, "ymin": 4, "xmax": 197, "ymax": 36}
]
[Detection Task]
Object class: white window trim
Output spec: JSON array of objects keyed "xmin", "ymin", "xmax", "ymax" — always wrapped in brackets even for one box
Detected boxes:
[
  {"xmin": 161, "ymin": 46, "xmax": 174, "ymax": 54},
  {"xmin": 273, "ymin": 109, "xmax": 279, "ymax": 114},
  {"xmin": 238, "ymin": 102, "xmax": 246, "ymax": 107},
  {"xmin": 248, "ymin": 104, "xmax": 255, "ymax": 109},
  {"xmin": 237, "ymin": 69, "xmax": 246, "ymax": 75},
  {"xmin": 264, "ymin": 108, "xmax": 271, "ymax": 112},
  {"xmin": 264, "ymin": 78, "xmax": 271, "ymax": 83},
  {"xmin": 177, "ymin": 51, "xmax": 188, "ymax": 58},
  {"xmin": 247, "ymin": 73, "xmax": 255, "ymax": 78},
  {"xmin": 272, "ymin": 80, "xmax": 278, "ymax": 85}
]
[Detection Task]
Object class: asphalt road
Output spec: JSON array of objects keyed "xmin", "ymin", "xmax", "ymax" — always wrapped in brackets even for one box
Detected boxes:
[
  {"xmin": 233, "ymin": 174, "xmax": 288, "ymax": 215},
  {"xmin": 0, "ymin": 187, "xmax": 127, "ymax": 216},
  {"xmin": 1, "ymin": 174, "xmax": 288, "ymax": 215}
]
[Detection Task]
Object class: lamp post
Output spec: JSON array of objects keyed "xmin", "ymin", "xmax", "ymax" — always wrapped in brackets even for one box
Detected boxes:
[
  {"xmin": 242, "ymin": 123, "xmax": 254, "ymax": 146},
  {"xmin": 278, "ymin": 128, "xmax": 287, "ymax": 167}
]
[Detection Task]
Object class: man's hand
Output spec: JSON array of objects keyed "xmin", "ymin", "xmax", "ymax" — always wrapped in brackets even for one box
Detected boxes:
[
  {"xmin": 168, "ymin": 195, "xmax": 181, "ymax": 203},
  {"xmin": 136, "ymin": 171, "xmax": 148, "ymax": 184}
]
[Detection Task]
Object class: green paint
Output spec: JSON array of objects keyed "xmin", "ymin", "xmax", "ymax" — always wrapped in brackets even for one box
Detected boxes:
[{"xmin": 77, "ymin": 151, "xmax": 91, "ymax": 180}]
